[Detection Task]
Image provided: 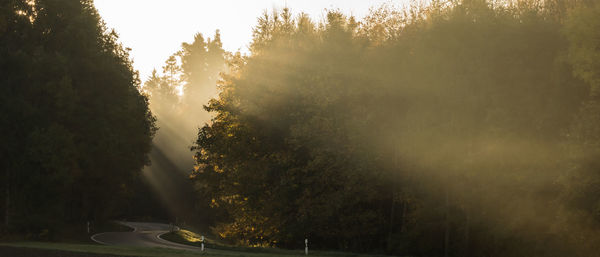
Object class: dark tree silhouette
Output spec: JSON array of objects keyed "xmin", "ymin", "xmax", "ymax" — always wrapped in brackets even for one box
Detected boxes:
[{"xmin": 0, "ymin": 0, "xmax": 156, "ymax": 237}]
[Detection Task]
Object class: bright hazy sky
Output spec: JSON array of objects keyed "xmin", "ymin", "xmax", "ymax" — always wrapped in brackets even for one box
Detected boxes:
[{"xmin": 94, "ymin": 0, "xmax": 408, "ymax": 81}]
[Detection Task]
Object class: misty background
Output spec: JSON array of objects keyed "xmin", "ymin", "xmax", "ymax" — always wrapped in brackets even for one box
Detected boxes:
[{"xmin": 4, "ymin": 1, "xmax": 600, "ymax": 257}]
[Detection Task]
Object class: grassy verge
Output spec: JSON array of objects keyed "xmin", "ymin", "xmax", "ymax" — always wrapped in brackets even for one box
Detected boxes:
[
  {"xmin": 0, "ymin": 242, "xmax": 215, "ymax": 257},
  {"xmin": 161, "ymin": 230, "xmax": 299, "ymax": 255},
  {"xmin": 1, "ymin": 224, "xmax": 394, "ymax": 257},
  {"xmin": 0, "ymin": 221, "xmax": 133, "ymax": 244},
  {"xmin": 1, "ymin": 240, "xmax": 397, "ymax": 257},
  {"xmin": 160, "ymin": 230, "xmax": 391, "ymax": 257}
]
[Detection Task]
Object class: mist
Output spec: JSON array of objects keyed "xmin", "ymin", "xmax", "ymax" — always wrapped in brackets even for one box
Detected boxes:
[
  {"xmin": 143, "ymin": 31, "xmax": 225, "ymax": 228},
  {"xmin": 139, "ymin": 1, "xmax": 600, "ymax": 256},
  {"xmin": 4, "ymin": 0, "xmax": 600, "ymax": 256}
]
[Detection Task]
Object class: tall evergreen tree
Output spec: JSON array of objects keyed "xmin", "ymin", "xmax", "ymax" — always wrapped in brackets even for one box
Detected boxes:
[{"xmin": 0, "ymin": 0, "xmax": 156, "ymax": 236}]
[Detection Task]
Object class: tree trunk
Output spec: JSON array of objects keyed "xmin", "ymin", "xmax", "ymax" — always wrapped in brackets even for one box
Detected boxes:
[
  {"xmin": 4, "ymin": 169, "xmax": 9, "ymax": 230},
  {"xmin": 465, "ymin": 205, "xmax": 470, "ymax": 257},
  {"xmin": 387, "ymin": 143, "xmax": 400, "ymax": 252},
  {"xmin": 387, "ymin": 191, "xmax": 395, "ymax": 252},
  {"xmin": 444, "ymin": 187, "xmax": 450, "ymax": 257},
  {"xmin": 400, "ymin": 199, "xmax": 407, "ymax": 233}
]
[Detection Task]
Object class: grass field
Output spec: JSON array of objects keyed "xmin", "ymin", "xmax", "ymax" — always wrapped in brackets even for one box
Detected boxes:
[
  {"xmin": 0, "ymin": 242, "xmax": 209, "ymax": 257},
  {"xmin": 159, "ymin": 229, "xmax": 392, "ymax": 257},
  {"xmin": 0, "ymin": 241, "xmax": 395, "ymax": 257},
  {"xmin": 0, "ymin": 223, "xmax": 392, "ymax": 257}
]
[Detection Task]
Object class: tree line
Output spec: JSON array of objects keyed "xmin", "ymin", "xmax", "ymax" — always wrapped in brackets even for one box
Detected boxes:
[
  {"xmin": 0, "ymin": 0, "xmax": 156, "ymax": 238},
  {"xmin": 186, "ymin": 1, "xmax": 600, "ymax": 256},
  {"xmin": 142, "ymin": 29, "xmax": 226, "ymax": 228}
]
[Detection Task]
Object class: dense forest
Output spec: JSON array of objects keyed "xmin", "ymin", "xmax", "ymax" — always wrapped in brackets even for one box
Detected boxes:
[
  {"xmin": 179, "ymin": 0, "xmax": 600, "ymax": 256},
  {"xmin": 5, "ymin": 0, "xmax": 600, "ymax": 257},
  {"xmin": 0, "ymin": 0, "xmax": 156, "ymax": 237}
]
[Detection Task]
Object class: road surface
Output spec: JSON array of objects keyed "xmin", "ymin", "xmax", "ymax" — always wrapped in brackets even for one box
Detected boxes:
[{"xmin": 91, "ymin": 221, "xmax": 203, "ymax": 251}]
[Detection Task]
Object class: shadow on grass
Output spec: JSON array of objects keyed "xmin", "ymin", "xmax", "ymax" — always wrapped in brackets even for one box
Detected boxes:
[{"xmin": 160, "ymin": 229, "xmax": 394, "ymax": 257}]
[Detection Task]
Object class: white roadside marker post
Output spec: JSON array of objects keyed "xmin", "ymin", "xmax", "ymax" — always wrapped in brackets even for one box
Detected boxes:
[
  {"xmin": 86, "ymin": 221, "xmax": 90, "ymax": 234},
  {"xmin": 305, "ymin": 238, "xmax": 308, "ymax": 255},
  {"xmin": 201, "ymin": 235, "xmax": 205, "ymax": 252}
]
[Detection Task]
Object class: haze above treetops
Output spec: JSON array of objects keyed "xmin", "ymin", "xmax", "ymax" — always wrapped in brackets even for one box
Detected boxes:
[{"xmin": 93, "ymin": 0, "xmax": 403, "ymax": 82}]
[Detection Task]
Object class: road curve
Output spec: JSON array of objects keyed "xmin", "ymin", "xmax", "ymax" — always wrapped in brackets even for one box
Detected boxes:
[{"xmin": 91, "ymin": 221, "xmax": 203, "ymax": 251}]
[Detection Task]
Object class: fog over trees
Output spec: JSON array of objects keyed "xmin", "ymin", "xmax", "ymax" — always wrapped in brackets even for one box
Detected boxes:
[
  {"xmin": 142, "ymin": 30, "xmax": 227, "ymax": 227},
  {"xmin": 186, "ymin": 1, "xmax": 600, "ymax": 256},
  {"xmin": 4, "ymin": 1, "xmax": 600, "ymax": 257}
]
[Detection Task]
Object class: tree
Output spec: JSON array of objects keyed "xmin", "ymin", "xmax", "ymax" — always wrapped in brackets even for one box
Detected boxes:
[
  {"xmin": 0, "ymin": 0, "xmax": 156, "ymax": 235},
  {"xmin": 190, "ymin": 2, "xmax": 596, "ymax": 256},
  {"xmin": 180, "ymin": 31, "xmax": 226, "ymax": 110}
]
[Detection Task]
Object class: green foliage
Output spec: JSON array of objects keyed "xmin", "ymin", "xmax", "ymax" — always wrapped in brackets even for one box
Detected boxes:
[
  {"xmin": 144, "ymin": 30, "xmax": 226, "ymax": 119},
  {"xmin": 141, "ymin": 29, "xmax": 227, "ymax": 228},
  {"xmin": 0, "ymin": 0, "xmax": 156, "ymax": 235},
  {"xmin": 565, "ymin": 1, "xmax": 600, "ymax": 94},
  {"xmin": 190, "ymin": 1, "xmax": 600, "ymax": 257}
]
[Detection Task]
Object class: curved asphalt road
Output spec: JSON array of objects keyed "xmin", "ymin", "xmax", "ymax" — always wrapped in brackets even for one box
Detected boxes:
[{"xmin": 91, "ymin": 221, "xmax": 203, "ymax": 251}]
